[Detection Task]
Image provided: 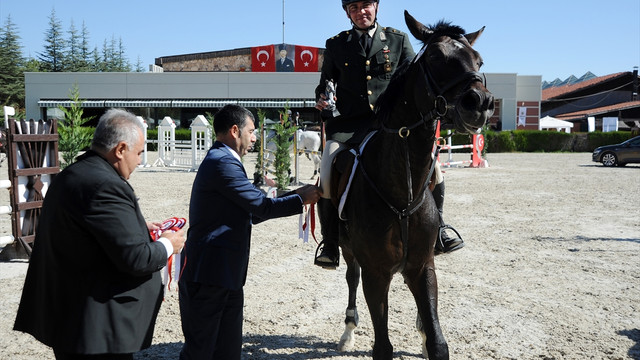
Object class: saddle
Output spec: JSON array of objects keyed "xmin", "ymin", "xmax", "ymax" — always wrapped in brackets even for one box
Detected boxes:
[
  {"xmin": 329, "ymin": 148, "xmax": 355, "ymax": 211},
  {"xmin": 328, "ymin": 131, "xmax": 441, "ymax": 219}
]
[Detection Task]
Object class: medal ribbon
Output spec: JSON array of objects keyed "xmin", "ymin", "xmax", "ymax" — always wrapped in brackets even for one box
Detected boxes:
[{"xmin": 150, "ymin": 217, "xmax": 186, "ymax": 291}]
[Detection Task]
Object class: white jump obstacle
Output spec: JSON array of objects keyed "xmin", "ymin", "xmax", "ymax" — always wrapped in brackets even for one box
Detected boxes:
[
  {"xmin": 438, "ymin": 130, "xmax": 487, "ymax": 168},
  {"xmin": 0, "ymin": 179, "xmax": 14, "ymax": 247},
  {"xmin": 152, "ymin": 115, "xmax": 212, "ymax": 171}
]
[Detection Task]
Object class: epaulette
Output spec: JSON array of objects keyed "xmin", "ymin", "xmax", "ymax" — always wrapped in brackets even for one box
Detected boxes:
[
  {"xmin": 381, "ymin": 26, "xmax": 405, "ymax": 36},
  {"xmin": 328, "ymin": 29, "xmax": 351, "ymax": 41}
]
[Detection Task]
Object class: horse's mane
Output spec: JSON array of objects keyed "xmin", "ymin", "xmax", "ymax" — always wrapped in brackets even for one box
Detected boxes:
[
  {"xmin": 426, "ymin": 20, "xmax": 466, "ymax": 42},
  {"xmin": 373, "ymin": 20, "xmax": 467, "ymax": 123}
]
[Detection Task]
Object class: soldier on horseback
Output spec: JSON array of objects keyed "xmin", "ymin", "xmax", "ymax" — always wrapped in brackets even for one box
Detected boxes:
[{"xmin": 313, "ymin": 0, "xmax": 464, "ymax": 269}]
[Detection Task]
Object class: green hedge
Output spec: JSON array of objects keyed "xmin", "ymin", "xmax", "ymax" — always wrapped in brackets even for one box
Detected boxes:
[
  {"xmin": 64, "ymin": 127, "xmax": 196, "ymax": 152},
  {"xmin": 586, "ymin": 131, "xmax": 632, "ymax": 150},
  {"xmin": 145, "ymin": 128, "xmax": 192, "ymax": 151},
  {"xmin": 481, "ymin": 130, "xmax": 634, "ymax": 153},
  {"xmin": 82, "ymin": 128, "xmax": 633, "ymax": 153}
]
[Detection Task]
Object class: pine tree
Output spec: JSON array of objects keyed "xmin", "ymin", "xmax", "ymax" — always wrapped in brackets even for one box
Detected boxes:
[
  {"xmin": 38, "ymin": 8, "xmax": 66, "ymax": 72},
  {"xmin": 116, "ymin": 37, "xmax": 131, "ymax": 71},
  {"xmin": 0, "ymin": 15, "xmax": 25, "ymax": 107},
  {"xmin": 101, "ymin": 38, "xmax": 113, "ymax": 71},
  {"xmin": 91, "ymin": 45, "xmax": 103, "ymax": 71},
  {"xmin": 79, "ymin": 21, "xmax": 92, "ymax": 71},
  {"xmin": 134, "ymin": 56, "xmax": 145, "ymax": 72},
  {"xmin": 66, "ymin": 19, "xmax": 82, "ymax": 71},
  {"xmin": 58, "ymin": 83, "xmax": 94, "ymax": 167}
]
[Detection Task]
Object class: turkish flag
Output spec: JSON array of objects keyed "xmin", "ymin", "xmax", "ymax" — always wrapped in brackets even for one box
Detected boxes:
[
  {"xmin": 252, "ymin": 45, "xmax": 275, "ymax": 72},
  {"xmin": 295, "ymin": 45, "xmax": 318, "ymax": 72}
]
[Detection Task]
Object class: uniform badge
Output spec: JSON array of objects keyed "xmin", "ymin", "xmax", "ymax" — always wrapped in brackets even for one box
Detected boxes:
[
  {"xmin": 379, "ymin": 32, "xmax": 387, "ymax": 41},
  {"xmin": 384, "ymin": 63, "xmax": 392, "ymax": 73}
]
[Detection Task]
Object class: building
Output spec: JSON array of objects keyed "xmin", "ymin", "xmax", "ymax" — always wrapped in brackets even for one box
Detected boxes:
[
  {"xmin": 24, "ymin": 45, "xmax": 541, "ymax": 131},
  {"xmin": 541, "ymin": 68, "xmax": 640, "ymax": 132}
]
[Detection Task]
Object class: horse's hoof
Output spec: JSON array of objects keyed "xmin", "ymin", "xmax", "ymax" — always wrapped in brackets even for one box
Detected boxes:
[{"xmin": 338, "ymin": 322, "xmax": 356, "ymax": 351}]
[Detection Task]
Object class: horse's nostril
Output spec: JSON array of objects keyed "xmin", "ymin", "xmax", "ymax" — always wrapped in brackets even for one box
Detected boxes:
[{"xmin": 460, "ymin": 90, "xmax": 481, "ymax": 110}]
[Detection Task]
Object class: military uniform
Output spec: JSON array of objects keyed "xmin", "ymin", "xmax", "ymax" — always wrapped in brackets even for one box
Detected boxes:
[{"xmin": 315, "ymin": 24, "xmax": 415, "ymax": 143}]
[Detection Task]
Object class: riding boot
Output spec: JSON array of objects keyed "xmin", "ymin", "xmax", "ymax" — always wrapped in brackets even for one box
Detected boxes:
[
  {"xmin": 432, "ymin": 181, "xmax": 465, "ymax": 254},
  {"xmin": 315, "ymin": 198, "xmax": 340, "ymax": 269}
]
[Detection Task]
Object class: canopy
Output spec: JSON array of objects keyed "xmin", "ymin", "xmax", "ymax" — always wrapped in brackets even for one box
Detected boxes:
[{"xmin": 539, "ymin": 115, "xmax": 574, "ymax": 133}]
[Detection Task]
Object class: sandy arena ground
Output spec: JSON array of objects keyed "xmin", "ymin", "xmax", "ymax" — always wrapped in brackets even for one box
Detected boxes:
[{"xmin": 0, "ymin": 152, "xmax": 638, "ymax": 359}]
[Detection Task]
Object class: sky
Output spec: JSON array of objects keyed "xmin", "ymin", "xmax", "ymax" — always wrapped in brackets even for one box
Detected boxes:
[{"xmin": 0, "ymin": 0, "xmax": 639, "ymax": 82}]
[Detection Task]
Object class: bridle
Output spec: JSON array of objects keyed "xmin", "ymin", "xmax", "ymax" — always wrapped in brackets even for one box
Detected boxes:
[
  {"xmin": 358, "ymin": 36, "xmax": 484, "ymax": 270},
  {"xmin": 380, "ymin": 37, "xmax": 486, "ymax": 139}
]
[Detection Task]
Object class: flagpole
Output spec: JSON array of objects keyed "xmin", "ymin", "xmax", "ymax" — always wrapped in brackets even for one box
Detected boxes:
[{"xmin": 282, "ymin": 0, "xmax": 285, "ymax": 44}]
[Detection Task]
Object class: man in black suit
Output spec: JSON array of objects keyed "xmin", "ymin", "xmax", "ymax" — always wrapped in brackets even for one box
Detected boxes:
[
  {"xmin": 276, "ymin": 44, "xmax": 294, "ymax": 72},
  {"xmin": 14, "ymin": 108, "xmax": 186, "ymax": 360},
  {"xmin": 178, "ymin": 104, "xmax": 321, "ymax": 359}
]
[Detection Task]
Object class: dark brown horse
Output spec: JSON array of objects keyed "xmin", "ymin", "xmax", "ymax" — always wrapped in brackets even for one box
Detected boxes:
[{"xmin": 331, "ymin": 12, "xmax": 494, "ymax": 360}]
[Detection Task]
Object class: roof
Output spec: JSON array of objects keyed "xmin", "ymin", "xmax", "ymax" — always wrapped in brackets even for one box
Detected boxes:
[
  {"xmin": 542, "ymin": 72, "xmax": 627, "ymax": 100},
  {"xmin": 554, "ymin": 100, "xmax": 640, "ymax": 121},
  {"xmin": 539, "ymin": 115, "xmax": 574, "ymax": 128}
]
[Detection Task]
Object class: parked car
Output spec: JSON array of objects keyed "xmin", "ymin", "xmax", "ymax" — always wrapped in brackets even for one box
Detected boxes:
[{"xmin": 592, "ymin": 135, "xmax": 640, "ymax": 166}]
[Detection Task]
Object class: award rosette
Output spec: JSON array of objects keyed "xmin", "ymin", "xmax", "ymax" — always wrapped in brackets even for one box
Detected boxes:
[{"xmin": 150, "ymin": 217, "xmax": 187, "ymax": 291}]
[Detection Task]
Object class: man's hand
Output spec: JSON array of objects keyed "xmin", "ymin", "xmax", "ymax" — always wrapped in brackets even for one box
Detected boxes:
[
  {"xmin": 295, "ymin": 184, "xmax": 323, "ymax": 205},
  {"xmin": 146, "ymin": 221, "xmax": 162, "ymax": 232},
  {"xmin": 264, "ymin": 175, "xmax": 277, "ymax": 187},
  {"xmin": 161, "ymin": 229, "xmax": 186, "ymax": 254},
  {"xmin": 315, "ymin": 93, "xmax": 336, "ymax": 111}
]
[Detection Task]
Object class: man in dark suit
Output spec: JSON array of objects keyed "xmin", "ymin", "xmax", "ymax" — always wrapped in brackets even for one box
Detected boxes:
[
  {"xmin": 14, "ymin": 108, "xmax": 186, "ymax": 360},
  {"xmin": 276, "ymin": 44, "xmax": 294, "ymax": 72},
  {"xmin": 178, "ymin": 104, "xmax": 321, "ymax": 360},
  {"xmin": 313, "ymin": 0, "xmax": 463, "ymax": 268}
]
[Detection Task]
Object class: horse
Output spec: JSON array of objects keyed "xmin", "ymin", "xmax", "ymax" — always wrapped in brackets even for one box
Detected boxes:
[
  {"xmin": 329, "ymin": 12, "xmax": 494, "ymax": 360},
  {"xmin": 295, "ymin": 129, "xmax": 322, "ymax": 177}
]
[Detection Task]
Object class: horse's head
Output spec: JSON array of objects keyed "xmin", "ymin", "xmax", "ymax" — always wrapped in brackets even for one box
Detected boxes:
[{"xmin": 405, "ymin": 11, "xmax": 494, "ymax": 134}]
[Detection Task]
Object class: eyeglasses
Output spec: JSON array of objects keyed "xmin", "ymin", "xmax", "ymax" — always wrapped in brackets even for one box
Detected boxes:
[{"xmin": 347, "ymin": 1, "xmax": 375, "ymax": 14}]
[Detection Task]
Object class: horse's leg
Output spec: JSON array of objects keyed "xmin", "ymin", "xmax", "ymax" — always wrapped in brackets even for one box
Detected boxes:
[
  {"xmin": 361, "ymin": 269, "xmax": 393, "ymax": 360},
  {"xmin": 338, "ymin": 247, "xmax": 360, "ymax": 351},
  {"xmin": 312, "ymin": 154, "xmax": 320, "ymax": 178},
  {"xmin": 405, "ymin": 262, "xmax": 449, "ymax": 360}
]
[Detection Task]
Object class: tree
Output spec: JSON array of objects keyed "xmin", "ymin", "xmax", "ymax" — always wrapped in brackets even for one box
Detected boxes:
[
  {"xmin": 38, "ymin": 8, "xmax": 66, "ymax": 72},
  {"xmin": 253, "ymin": 108, "xmax": 266, "ymax": 184},
  {"xmin": 91, "ymin": 45, "xmax": 103, "ymax": 71},
  {"xmin": 134, "ymin": 56, "xmax": 145, "ymax": 72},
  {"xmin": 79, "ymin": 21, "xmax": 93, "ymax": 71},
  {"xmin": 66, "ymin": 20, "xmax": 82, "ymax": 71},
  {"xmin": 273, "ymin": 107, "xmax": 296, "ymax": 190},
  {"xmin": 0, "ymin": 15, "xmax": 25, "ymax": 107},
  {"xmin": 58, "ymin": 84, "xmax": 93, "ymax": 167}
]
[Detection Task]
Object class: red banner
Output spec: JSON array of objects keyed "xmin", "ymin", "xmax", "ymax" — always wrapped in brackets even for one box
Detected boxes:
[
  {"xmin": 252, "ymin": 45, "xmax": 275, "ymax": 72},
  {"xmin": 295, "ymin": 45, "xmax": 318, "ymax": 72}
]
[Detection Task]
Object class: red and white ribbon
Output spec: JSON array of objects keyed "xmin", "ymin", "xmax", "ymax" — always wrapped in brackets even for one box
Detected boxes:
[
  {"xmin": 298, "ymin": 180, "xmax": 318, "ymax": 244},
  {"xmin": 150, "ymin": 217, "xmax": 186, "ymax": 292}
]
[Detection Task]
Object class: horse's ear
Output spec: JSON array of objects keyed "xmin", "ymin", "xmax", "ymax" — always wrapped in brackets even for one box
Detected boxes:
[
  {"xmin": 464, "ymin": 26, "xmax": 485, "ymax": 46},
  {"xmin": 404, "ymin": 10, "xmax": 432, "ymax": 42}
]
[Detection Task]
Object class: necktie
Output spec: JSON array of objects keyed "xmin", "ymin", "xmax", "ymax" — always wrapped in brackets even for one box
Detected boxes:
[{"xmin": 360, "ymin": 33, "xmax": 370, "ymax": 54}]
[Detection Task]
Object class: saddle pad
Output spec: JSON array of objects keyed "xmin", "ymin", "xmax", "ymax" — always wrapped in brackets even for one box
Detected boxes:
[{"xmin": 337, "ymin": 131, "xmax": 377, "ymax": 220}]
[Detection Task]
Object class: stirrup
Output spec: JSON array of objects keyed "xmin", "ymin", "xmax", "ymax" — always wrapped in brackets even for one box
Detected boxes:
[
  {"xmin": 435, "ymin": 224, "xmax": 464, "ymax": 254},
  {"xmin": 314, "ymin": 240, "xmax": 339, "ymax": 269}
]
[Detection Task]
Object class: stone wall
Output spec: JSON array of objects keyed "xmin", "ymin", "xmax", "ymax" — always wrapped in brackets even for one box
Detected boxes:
[
  {"xmin": 161, "ymin": 54, "xmax": 251, "ymax": 72},
  {"xmin": 157, "ymin": 50, "xmax": 324, "ymax": 72}
]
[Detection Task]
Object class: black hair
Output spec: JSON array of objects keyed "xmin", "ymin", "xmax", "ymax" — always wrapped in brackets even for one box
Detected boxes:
[{"xmin": 213, "ymin": 104, "xmax": 255, "ymax": 135}]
